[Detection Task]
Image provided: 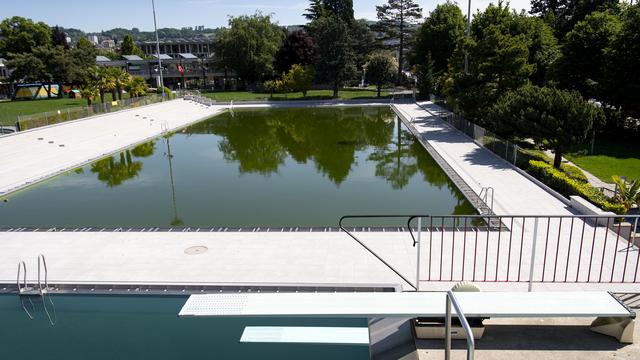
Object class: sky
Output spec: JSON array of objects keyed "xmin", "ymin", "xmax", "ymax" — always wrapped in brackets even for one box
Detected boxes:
[{"xmin": 1, "ymin": 0, "xmax": 532, "ymax": 32}]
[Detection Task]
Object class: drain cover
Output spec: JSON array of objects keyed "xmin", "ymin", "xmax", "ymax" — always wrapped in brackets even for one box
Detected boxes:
[{"xmin": 184, "ymin": 245, "xmax": 208, "ymax": 255}]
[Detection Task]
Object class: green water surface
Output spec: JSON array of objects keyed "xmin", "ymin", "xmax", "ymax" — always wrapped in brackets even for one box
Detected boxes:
[{"xmin": 0, "ymin": 107, "xmax": 474, "ymax": 227}]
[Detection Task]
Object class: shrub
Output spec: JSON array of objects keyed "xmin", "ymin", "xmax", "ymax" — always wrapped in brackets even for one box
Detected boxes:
[
  {"xmin": 527, "ymin": 160, "xmax": 626, "ymax": 214},
  {"xmin": 156, "ymin": 87, "xmax": 176, "ymax": 99}
]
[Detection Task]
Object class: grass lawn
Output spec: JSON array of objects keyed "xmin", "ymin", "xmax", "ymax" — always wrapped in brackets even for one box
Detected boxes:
[
  {"xmin": 202, "ymin": 88, "xmax": 391, "ymax": 102},
  {"xmin": 0, "ymin": 94, "xmax": 123, "ymax": 126},
  {"xmin": 565, "ymin": 138, "xmax": 640, "ymax": 182}
]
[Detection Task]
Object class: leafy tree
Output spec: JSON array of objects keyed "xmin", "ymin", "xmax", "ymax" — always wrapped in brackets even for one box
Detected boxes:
[
  {"xmin": 552, "ymin": 12, "xmax": 621, "ymax": 100},
  {"xmin": 606, "ymin": 4, "xmax": 640, "ymax": 119},
  {"xmin": 7, "ymin": 45, "xmax": 75, "ymax": 94},
  {"xmin": 529, "ymin": 0, "xmax": 618, "ymax": 37},
  {"xmin": 80, "ymin": 86, "xmax": 99, "ymax": 106},
  {"xmin": 416, "ymin": 52, "xmax": 435, "ymax": 99},
  {"xmin": 487, "ymin": 85, "xmax": 604, "ymax": 168},
  {"xmin": 125, "ymin": 76, "xmax": 149, "ymax": 98},
  {"xmin": 212, "ymin": 28, "xmax": 233, "ymax": 88},
  {"xmin": 376, "ymin": 0, "xmax": 422, "ymax": 82},
  {"xmin": 309, "ymin": 16, "xmax": 356, "ymax": 97},
  {"xmin": 120, "ymin": 34, "xmax": 144, "ymax": 57},
  {"xmin": 283, "ymin": 64, "xmax": 315, "ymax": 96},
  {"xmin": 413, "ymin": 1, "xmax": 465, "ymax": 74},
  {"xmin": 219, "ymin": 13, "xmax": 285, "ymax": 85},
  {"xmin": 350, "ymin": 19, "xmax": 379, "ymax": 70},
  {"xmin": 274, "ymin": 30, "xmax": 318, "ymax": 74},
  {"xmin": 304, "ymin": 0, "xmax": 354, "ymax": 23},
  {"xmin": 510, "ymin": 14, "xmax": 559, "ymax": 85},
  {"xmin": 51, "ymin": 25, "xmax": 69, "ymax": 50},
  {"xmin": 0, "ymin": 16, "xmax": 51, "ymax": 59},
  {"xmin": 108, "ymin": 67, "xmax": 131, "ymax": 100},
  {"xmin": 365, "ymin": 51, "xmax": 398, "ymax": 97}
]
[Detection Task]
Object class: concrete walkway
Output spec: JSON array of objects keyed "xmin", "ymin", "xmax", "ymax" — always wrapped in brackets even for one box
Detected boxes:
[{"xmin": 392, "ymin": 102, "xmax": 575, "ymax": 216}]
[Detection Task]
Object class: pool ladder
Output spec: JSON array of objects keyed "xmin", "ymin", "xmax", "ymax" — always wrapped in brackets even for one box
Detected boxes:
[
  {"xmin": 17, "ymin": 254, "xmax": 57, "ymax": 325},
  {"xmin": 479, "ymin": 187, "xmax": 495, "ymax": 211}
]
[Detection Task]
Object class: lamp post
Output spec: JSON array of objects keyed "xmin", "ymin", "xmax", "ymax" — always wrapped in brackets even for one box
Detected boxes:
[
  {"xmin": 464, "ymin": 0, "xmax": 471, "ymax": 74},
  {"xmin": 152, "ymin": 0, "xmax": 165, "ymax": 100}
]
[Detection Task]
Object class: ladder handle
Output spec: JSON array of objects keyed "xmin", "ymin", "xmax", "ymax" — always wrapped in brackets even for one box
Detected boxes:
[{"xmin": 17, "ymin": 261, "xmax": 27, "ymax": 292}]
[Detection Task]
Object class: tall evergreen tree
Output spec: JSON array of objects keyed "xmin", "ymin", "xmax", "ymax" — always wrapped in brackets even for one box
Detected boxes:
[
  {"xmin": 121, "ymin": 34, "xmax": 144, "ymax": 57},
  {"xmin": 304, "ymin": 0, "xmax": 326, "ymax": 21},
  {"xmin": 529, "ymin": 0, "xmax": 618, "ymax": 37},
  {"xmin": 376, "ymin": 0, "xmax": 423, "ymax": 83},
  {"xmin": 51, "ymin": 25, "xmax": 69, "ymax": 50},
  {"xmin": 304, "ymin": 0, "xmax": 354, "ymax": 23}
]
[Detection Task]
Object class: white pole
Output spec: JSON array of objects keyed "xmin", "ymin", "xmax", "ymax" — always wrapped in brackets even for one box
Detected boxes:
[
  {"xmin": 464, "ymin": 0, "xmax": 471, "ymax": 74},
  {"xmin": 416, "ymin": 217, "xmax": 422, "ymax": 291},
  {"xmin": 528, "ymin": 218, "xmax": 539, "ymax": 292},
  {"xmin": 152, "ymin": 0, "xmax": 165, "ymax": 100}
]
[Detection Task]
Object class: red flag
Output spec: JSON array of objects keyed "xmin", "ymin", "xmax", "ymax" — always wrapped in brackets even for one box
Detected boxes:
[{"xmin": 177, "ymin": 64, "xmax": 185, "ymax": 74}]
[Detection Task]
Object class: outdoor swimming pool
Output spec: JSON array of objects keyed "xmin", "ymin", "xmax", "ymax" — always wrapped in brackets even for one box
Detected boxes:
[
  {"xmin": 0, "ymin": 294, "xmax": 369, "ymax": 359},
  {"xmin": 0, "ymin": 107, "xmax": 474, "ymax": 228}
]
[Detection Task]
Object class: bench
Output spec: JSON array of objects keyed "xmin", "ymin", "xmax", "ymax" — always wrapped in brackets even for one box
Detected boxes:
[{"xmin": 179, "ymin": 291, "xmax": 635, "ymax": 345}]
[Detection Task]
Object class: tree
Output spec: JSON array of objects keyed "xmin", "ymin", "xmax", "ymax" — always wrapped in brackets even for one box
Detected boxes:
[
  {"xmin": 606, "ymin": 4, "xmax": 640, "ymax": 119},
  {"xmin": 510, "ymin": 14, "xmax": 559, "ymax": 85},
  {"xmin": 552, "ymin": 12, "xmax": 621, "ymax": 100},
  {"xmin": 212, "ymin": 28, "xmax": 233, "ymax": 88},
  {"xmin": 71, "ymin": 37, "xmax": 98, "ymax": 80},
  {"xmin": 7, "ymin": 45, "xmax": 75, "ymax": 96},
  {"xmin": 80, "ymin": 86, "xmax": 99, "ymax": 106},
  {"xmin": 125, "ymin": 76, "xmax": 148, "ymax": 98},
  {"xmin": 219, "ymin": 13, "xmax": 285, "ymax": 85},
  {"xmin": 611, "ymin": 176, "xmax": 640, "ymax": 213},
  {"xmin": 109, "ymin": 67, "xmax": 131, "ymax": 100},
  {"xmin": 120, "ymin": 34, "xmax": 144, "ymax": 57},
  {"xmin": 283, "ymin": 64, "xmax": 315, "ymax": 96},
  {"xmin": 323, "ymin": 0, "xmax": 354, "ymax": 23},
  {"xmin": 416, "ymin": 52, "xmax": 435, "ymax": 99},
  {"xmin": 0, "ymin": 16, "xmax": 51, "ymax": 59},
  {"xmin": 376, "ymin": 0, "xmax": 423, "ymax": 83},
  {"xmin": 309, "ymin": 16, "xmax": 356, "ymax": 97},
  {"xmin": 365, "ymin": 51, "xmax": 397, "ymax": 97},
  {"xmin": 487, "ymin": 85, "xmax": 604, "ymax": 168},
  {"xmin": 51, "ymin": 25, "xmax": 69, "ymax": 50},
  {"xmin": 413, "ymin": 1, "xmax": 465, "ymax": 74},
  {"xmin": 529, "ymin": 0, "xmax": 618, "ymax": 37},
  {"xmin": 274, "ymin": 30, "xmax": 318, "ymax": 74},
  {"xmin": 350, "ymin": 19, "xmax": 379, "ymax": 70},
  {"xmin": 304, "ymin": 0, "xmax": 327, "ymax": 21}
]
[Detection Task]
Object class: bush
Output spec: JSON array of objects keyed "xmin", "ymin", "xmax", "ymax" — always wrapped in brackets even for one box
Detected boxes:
[
  {"xmin": 527, "ymin": 160, "xmax": 626, "ymax": 214},
  {"xmin": 517, "ymin": 149, "xmax": 588, "ymax": 182},
  {"xmin": 156, "ymin": 87, "xmax": 176, "ymax": 99}
]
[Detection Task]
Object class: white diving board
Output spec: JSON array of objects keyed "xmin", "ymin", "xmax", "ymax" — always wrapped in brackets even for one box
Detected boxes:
[
  {"xmin": 240, "ymin": 326, "xmax": 370, "ymax": 345},
  {"xmin": 178, "ymin": 292, "xmax": 633, "ymax": 319}
]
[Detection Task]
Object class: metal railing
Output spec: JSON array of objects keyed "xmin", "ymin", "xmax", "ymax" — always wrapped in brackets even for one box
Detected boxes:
[
  {"xmin": 15, "ymin": 93, "xmax": 171, "ymax": 131},
  {"xmin": 445, "ymin": 290, "xmax": 475, "ymax": 360},
  {"xmin": 479, "ymin": 187, "xmax": 494, "ymax": 211},
  {"xmin": 340, "ymin": 214, "xmax": 640, "ymax": 291}
]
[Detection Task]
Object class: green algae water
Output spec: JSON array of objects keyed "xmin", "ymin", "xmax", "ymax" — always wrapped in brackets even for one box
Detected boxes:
[
  {"xmin": 0, "ymin": 107, "xmax": 474, "ymax": 227},
  {"xmin": 0, "ymin": 294, "xmax": 369, "ymax": 360}
]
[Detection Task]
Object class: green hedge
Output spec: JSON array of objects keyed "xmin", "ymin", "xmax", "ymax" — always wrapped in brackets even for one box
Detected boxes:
[{"xmin": 527, "ymin": 160, "xmax": 626, "ymax": 214}]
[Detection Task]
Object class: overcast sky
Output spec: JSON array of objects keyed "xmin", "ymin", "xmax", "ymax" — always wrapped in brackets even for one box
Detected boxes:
[{"xmin": 3, "ymin": 0, "xmax": 532, "ymax": 32}]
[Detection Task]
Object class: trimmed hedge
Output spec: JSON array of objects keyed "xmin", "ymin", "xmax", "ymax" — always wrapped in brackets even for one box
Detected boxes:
[{"xmin": 527, "ymin": 160, "xmax": 626, "ymax": 214}]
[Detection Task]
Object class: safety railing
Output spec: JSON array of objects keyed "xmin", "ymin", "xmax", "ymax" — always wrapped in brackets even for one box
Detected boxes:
[
  {"xmin": 340, "ymin": 214, "xmax": 640, "ymax": 291},
  {"xmin": 479, "ymin": 187, "xmax": 494, "ymax": 211},
  {"xmin": 445, "ymin": 290, "xmax": 475, "ymax": 360}
]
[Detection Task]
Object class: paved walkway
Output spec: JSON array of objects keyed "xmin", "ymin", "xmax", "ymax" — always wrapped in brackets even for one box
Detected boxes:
[{"xmin": 392, "ymin": 102, "xmax": 575, "ymax": 216}]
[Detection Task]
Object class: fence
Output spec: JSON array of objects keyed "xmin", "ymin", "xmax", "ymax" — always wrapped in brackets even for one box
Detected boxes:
[
  {"xmin": 14, "ymin": 92, "xmax": 196, "ymax": 131},
  {"xmin": 340, "ymin": 214, "xmax": 640, "ymax": 291}
]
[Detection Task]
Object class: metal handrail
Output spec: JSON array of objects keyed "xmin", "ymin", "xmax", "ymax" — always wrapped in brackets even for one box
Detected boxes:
[
  {"xmin": 445, "ymin": 291, "xmax": 475, "ymax": 360},
  {"xmin": 479, "ymin": 187, "xmax": 494, "ymax": 211},
  {"xmin": 17, "ymin": 261, "xmax": 28, "ymax": 293},
  {"xmin": 339, "ymin": 215, "xmax": 422, "ymax": 291},
  {"xmin": 37, "ymin": 254, "xmax": 48, "ymax": 294}
]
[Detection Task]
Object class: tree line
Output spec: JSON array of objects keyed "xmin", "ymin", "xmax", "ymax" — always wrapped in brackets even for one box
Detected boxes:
[{"xmin": 411, "ymin": 0, "xmax": 639, "ymax": 168}]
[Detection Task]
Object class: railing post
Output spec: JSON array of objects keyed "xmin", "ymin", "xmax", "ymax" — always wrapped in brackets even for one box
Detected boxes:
[
  {"xmin": 528, "ymin": 217, "xmax": 540, "ymax": 292},
  {"xmin": 416, "ymin": 217, "xmax": 422, "ymax": 291},
  {"xmin": 445, "ymin": 293, "xmax": 452, "ymax": 360}
]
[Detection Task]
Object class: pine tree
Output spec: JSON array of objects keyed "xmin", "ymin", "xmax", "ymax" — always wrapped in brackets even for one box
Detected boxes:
[
  {"xmin": 376, "ymin": 0, "xmax": 422, "ymax": 83},
  {"xmin": 51, "ymin": 25, "xmax": 69, "ymax": 50}
]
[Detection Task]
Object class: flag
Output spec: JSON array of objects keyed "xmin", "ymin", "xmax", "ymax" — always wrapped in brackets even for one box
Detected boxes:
[{"xmin": 177, "ymin": 64, "xmax": 185, "ymax": 74}]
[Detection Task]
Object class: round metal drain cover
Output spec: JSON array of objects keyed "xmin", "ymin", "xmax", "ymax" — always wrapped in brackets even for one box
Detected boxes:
[{"xmin": 184, "ymin": 245, "xmax": 208, "ymax": 255}]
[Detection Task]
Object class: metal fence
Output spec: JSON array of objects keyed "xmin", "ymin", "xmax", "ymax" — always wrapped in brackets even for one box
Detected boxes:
[{"xmin": 340, "ymin": 214, "xmax": 640, "ymax": 291}]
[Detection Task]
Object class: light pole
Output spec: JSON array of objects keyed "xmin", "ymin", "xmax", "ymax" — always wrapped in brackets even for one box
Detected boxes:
[
  {"xmin": 152, "ymin": 0, "xmax": 165, "ymax": 100},
  {"xmin": 464, "ymin": 0, "xmax": 471, "ymax": 74}
]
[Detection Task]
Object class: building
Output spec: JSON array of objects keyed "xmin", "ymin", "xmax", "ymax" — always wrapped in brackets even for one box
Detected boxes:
[
  {"xmin": 87, "ymin": 35, "xmax": 99, "ymax": 45},
  {"xmin": 0, "ymin": 58, "xmax": 12, "ymax": 99},
  {"xmin": 137, "ymin": 37, "xmax": 214, "ymax": 59}
]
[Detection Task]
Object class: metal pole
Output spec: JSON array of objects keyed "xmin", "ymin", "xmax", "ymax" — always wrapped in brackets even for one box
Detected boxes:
[
  {"xmin": 445, "ymin": 294, "xmax": 452, "ymax": 360},
  {"xmin": 152, "ymin": 0, "xmax": 165, "ymax": 100},
  {"xmin": 464, "ymin": 0, "xmax": 471, "ymax": 74},
  {"xmin": 416, "ymin": 217, "xmax": 422, "ymax": 291},
  {"xmin": 528, "ymin": 217, "xmax": 540, "ymax": 292}
]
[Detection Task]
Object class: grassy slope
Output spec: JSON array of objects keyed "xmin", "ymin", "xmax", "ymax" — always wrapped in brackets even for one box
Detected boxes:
[{"xmin": 566, "ymin": 138, "xmax": 640, "ymax": 182}]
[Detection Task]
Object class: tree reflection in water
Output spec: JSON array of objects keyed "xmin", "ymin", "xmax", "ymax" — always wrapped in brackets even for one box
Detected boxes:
[{"xmin": 90, "ymin": 141, "xmax": 156, "ymax": 188}]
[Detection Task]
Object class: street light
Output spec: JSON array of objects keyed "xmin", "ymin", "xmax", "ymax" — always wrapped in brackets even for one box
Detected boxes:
[{"xmin": 152, "ymin": 0, "xmax": 165, "ymax": 100}]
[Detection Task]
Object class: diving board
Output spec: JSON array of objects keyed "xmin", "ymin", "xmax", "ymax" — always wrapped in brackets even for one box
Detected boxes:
[
  {"xmin": 178, "ymin": 292, "xmax": 633, "ymax": 319},
  {"xmin": 240, "ymin": 326, "xmax": 370, "ymax": 345}
]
